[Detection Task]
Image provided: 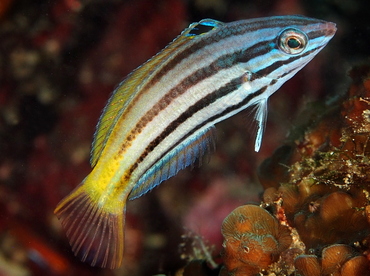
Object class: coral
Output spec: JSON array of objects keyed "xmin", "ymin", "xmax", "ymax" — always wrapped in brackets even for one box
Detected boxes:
[
  {"xmin": 180, "ymin": 259, "xmax": 222, "ymax": 276},
  {"xmin": 294, "ymin": 244, "xmax": 370, "ymax": 276},
  {"xmin": 3, "ymin": 0, "xmax": 368, "ymax": 274},
  {"xmin": 252, "ymin": 64, "xmax": 370, "ymax": 275},
  {"xmin": 294, "ymin": 254, "xmax": 320, "ymax": 276},
  {"xmin": 220, "ymin": 205, "xmax": 292, "ymax": 275},
  {"xmin": 179, "ymin": 230, "xmax": 218, "ymax": 269},
  {"xmin": 220, "ymin": 65, "xmax": 370, "ymax": 275}
]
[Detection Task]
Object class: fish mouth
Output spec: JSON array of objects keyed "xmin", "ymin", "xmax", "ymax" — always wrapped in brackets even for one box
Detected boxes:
[{"xmin": 325, "ymin": 22, "xmax": 337, "ymax": 37}]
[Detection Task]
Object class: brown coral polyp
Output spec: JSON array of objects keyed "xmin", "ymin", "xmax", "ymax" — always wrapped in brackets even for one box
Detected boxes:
[
  {"xmin": 340, "ymin": 255, "xmax": 370, "ymax": 275},
  {"xmin": 293, "ymin": 244, "xmax": 370, "ymax": 276},
  {"xmin": 256, "ymin": 66, "xmax": 370, "ymax": 275},
  {"xmin": 290, "ymin": 190, "xmax": 368, "ymax": 249},
  {"xmin": 221, "ymin": 205, "xmax": 292, "ymax": 275},
  {"xmin": 321, "ymin": 244, "xmax": 355, "ymax": 275},
  {"xmin": 294, "ymin": 255, "xmax": 320, "ymax": 276}
]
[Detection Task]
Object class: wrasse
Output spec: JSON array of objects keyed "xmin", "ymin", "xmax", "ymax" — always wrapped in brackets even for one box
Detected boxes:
[{"xmin": 55, "ymin": 15, "xmax": 336, "ymax": 268}]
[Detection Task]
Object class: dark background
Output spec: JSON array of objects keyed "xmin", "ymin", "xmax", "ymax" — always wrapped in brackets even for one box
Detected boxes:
[{"xmin": 0, "ymin": 0, "xmax": 366, "ymax": 275}]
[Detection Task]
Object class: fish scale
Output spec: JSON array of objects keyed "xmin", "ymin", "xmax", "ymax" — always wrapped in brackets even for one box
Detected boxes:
[{"xmin": 55, "ymin": 15, "xmax": 336, "ymax": 268}]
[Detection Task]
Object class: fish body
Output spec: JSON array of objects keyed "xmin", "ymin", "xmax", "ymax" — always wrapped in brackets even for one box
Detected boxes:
[{"xmin": 55, "ymin": 15, "xmax": 336, "ymax": 268}]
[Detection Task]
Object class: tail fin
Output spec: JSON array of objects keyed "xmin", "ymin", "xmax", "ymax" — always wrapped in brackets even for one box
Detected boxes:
[{"xmin": 54, "ymin": 184, "xmax": 125, "ymax": 269}]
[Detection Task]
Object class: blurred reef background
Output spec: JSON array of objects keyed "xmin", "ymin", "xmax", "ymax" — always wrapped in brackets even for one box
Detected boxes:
[{"xmin": 0, "ymin": 0, "xmax": 370, "ymax": 275}]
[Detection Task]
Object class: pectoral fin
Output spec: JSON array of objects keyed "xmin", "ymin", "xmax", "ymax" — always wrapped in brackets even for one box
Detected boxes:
[{"xmin": 253, "ymin": 98, "xmax": 268, "ymax": 152}]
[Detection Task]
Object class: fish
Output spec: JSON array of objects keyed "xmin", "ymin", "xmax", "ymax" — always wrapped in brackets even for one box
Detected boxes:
[{"xmin": 54, "ymin": 15, "xmax": 336, "ymax": 269}]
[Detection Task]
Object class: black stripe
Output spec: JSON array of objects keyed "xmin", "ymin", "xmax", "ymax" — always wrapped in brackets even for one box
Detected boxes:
[
  {"xmin": 114, "ymin": 18, "xmax": 319, "ymax": 155},
  {"xmin": 134, "ymin": 46, "xmax": 326, "ymax": 171},
  {"xmin": 163, "ymin": 39, "xmax": 275, "ymax": 99},
  {"xmin": 117, "ymin": 39, "xmax": 277, "ymax": 158},
  {"xmin": 136, "ymin": 85, "xmax": 269, "ymax": 179},
  {"xmin": 307, "ymin": 30, "xmax": 327, "ymax": 40},
  {"xmin": 131, "ymin": 45, "xmax": 323, "ymax": 174},
  {"xmin": 185, "ymin": 85, "xmax": 268, "ymax": 141},
  {"xmin": 131, "ymin": 77, "xmax": 243, "ymax": 166},
  {"xmin": 129, "ymin": 39, "xmax": 276, "ymax": 135},
  {"xmin": 127, "ymin": 18, "xmax": 327, "ymax": 176},
  {"xmin": 253, "ymin": 46, "xmax": 319, "ymax": 78},
  {"xmin": 236, "ymin": 40, "xmax": 277, "ymax": 63},
  {"xmin": 131, "ymin": 75, "xmax": 268, "ymax": 176},
  {"xmin": 145, "ymin": 18, "xmax": 309, "ymax": 90}
]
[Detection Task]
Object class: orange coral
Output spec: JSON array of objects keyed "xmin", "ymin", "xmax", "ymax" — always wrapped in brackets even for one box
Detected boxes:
[
  {"xmin": 220, "ymin": 62, "xmax": 370, "ymax": 275},
  {"xmin": 255, "ymin": 65, "xmax": 370, "ymax": 274},
  {"xmin": 294, "ymin": 244, "xmax": 370, "ymax": 276},
  {"xmin": 221, "ymin": 205, "xmax": 292, "ymax": 275},
  {"xmin": 294, "ymin": 255, "xmax": 320, "ymax": 276}
]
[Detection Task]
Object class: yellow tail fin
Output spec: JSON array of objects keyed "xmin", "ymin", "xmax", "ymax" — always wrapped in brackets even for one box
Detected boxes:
[{"xmin": 54, "ymin": 184, "xmax": 125, "ymax": 269}]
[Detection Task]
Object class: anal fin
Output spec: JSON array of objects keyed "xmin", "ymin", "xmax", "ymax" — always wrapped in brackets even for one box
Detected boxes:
[{"xmin": 129, "ymin": 126, "xmax": 217, "ymax": 200}]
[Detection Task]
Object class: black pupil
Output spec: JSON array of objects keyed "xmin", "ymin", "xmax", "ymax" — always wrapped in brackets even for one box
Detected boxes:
[{"xmin": 287, "ymin": 37, "xmax": 301, "ymax": 49}]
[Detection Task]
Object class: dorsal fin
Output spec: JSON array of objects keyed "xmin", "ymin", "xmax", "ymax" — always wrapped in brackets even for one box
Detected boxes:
[
  {"xmin": 90, "ymin": 19, "xmax": 224, "ymax": 167},
  {"xmin": 185, "ymin": 19, "xmax": 224, "ymax": 37},
  {"xmin": 128, "ymin": 126, "xmax": 217, "ymax": 200},
  {"xmin": 90, "ymin": 36, "xmax": 191, "ymax": 167}
]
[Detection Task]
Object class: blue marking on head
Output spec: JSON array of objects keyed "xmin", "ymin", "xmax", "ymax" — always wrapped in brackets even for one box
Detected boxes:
[{"xmin": 185, "ymin": 19, "xmax": 224, "ymax": 37}]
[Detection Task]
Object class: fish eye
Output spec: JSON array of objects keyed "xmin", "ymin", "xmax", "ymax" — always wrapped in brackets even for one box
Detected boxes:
[{"xmin": 278, "ymin": 28, "xmax": 308, "ymax": 55}]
